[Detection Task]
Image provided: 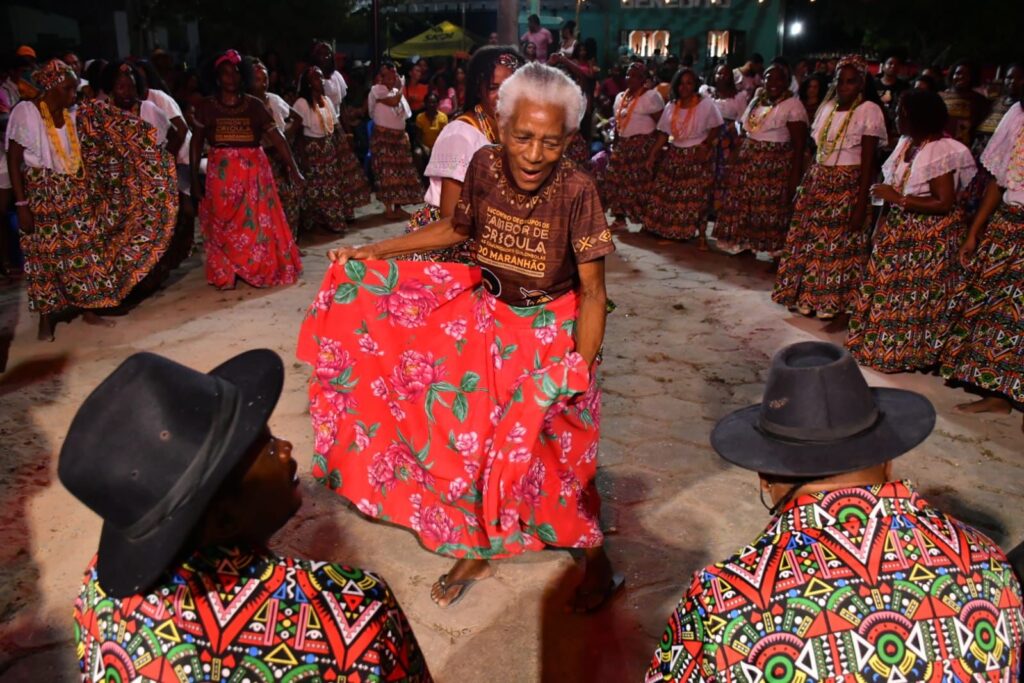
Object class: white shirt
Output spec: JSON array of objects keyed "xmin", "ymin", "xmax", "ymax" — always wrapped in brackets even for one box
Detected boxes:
[
  {"xmin": 741, "ymin": 94, "xmax": 807, "ymax": 143},
  {"xmin": 146, "ymin": 89, "xmax": 191, "ymax": 165},
  {"xmin": 423, "ymin": 119, "xmax": 490, "ymax": 206},
  {"xmin": 656, "ymin": 97, "xmax": 724, "ymax": 148},
  {"xmin": 614, "ymin": 89, "xmax": 665, "ymax": 138},
  {"xmin": 698, "ymin": 85, "xmax": 748, "ymax": 121},
  {"xmin": 368, "ymin": 84, "xmax": 411, "ymax": 130},
  {"xmin": 293, "ymin": 97, "xmax": 337, "ymax": 139},
  {"xmin": 882, "ymin": 136, "xmax": 977, "ymax": 197},
  {"xmin": 323, "ymin": 71, "xmax": 348, "ymax": 116},
  {"xmin": 6, "ymin": 100, "xmax": 76, "ymax": 173},
  {"xmin": 264, "ymin": 92, "xmax": 292, "ymax": 135},
  {"xmin": 139, "ymin": 100, "xmax": 171, "ymax": 146},
  {"xmin": 810, "ymin": 100, "xmax": 886, "ymax": 166},
  {"xmin": 980, "ymin": 102, "xmax": 1024, "ymax": 206},
  {"xmin": 733, "ymin": 68, "xmax": 761, "ymax": 98}
]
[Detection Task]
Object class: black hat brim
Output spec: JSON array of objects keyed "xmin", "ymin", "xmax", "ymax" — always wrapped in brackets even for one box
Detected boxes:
[
  {"xmin": 710, "ymin": 388, "xmax": 935, "ymax": 477},
  {"xmin": 96, "ymin": 349, "xmax": 284, "ymax": 598}
]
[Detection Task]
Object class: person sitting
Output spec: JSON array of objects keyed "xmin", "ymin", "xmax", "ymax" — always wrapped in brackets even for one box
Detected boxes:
[
  {"xmin": 646, "ymin": 340, "xmax": 1024, "ymax": 682},
  {"xmin": 60, "ymin": 349, "xmax": 432, "ymax": 681},
  {"xmin": 414, "ymin": 92, "xmax": 448, "ymax": 154}
]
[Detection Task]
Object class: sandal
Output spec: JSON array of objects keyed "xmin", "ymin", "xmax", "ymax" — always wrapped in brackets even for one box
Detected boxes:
[
  {"xmin": 568, "ymin": 573, "xmax": 625, "ymax": 614},
  {"xmin": 432, "ymin": 573, "xmax": 480, "ymax": 608}
]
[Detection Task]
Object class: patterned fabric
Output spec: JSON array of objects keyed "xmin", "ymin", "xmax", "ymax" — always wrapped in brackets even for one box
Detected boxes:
[
  {"xmin": 370, "ymin": 126, "xmax": 423, "ymax": 206},
  {"xmin": 565, "ymin": 132, "xmax": 591, "ymax": 172},
  {"xmin": 714, "ymin": 138, "xmax": 796, "ymax": 254},
  {"xmin": 297, "ymin": 261, "xmax": 604, "ymax": 559},
  {"xmin": 847, "ymin": 205, "xmax": 966, "ymax": 372},
  {"xmin": 645, "ymin": 481, "xmax": 1024, "ymax": 683},
  {"xmin": 21, "ymin": 167, "xmax": 122, "ymax": 314},
  {"xmin": 200, "ymin": 147, "xmax": 302, "ymax": 289},
  {"xmin": 941, "ymin": 203, "xmax": 1024, "ymax": 403},
  {"xmin": 602, "ymin": 132, "xmax": 657, "ymax": 222},
  {"xmin": 403, "ymin": 204, "xmax": 474, "ymax": 264},
  {"xmin": 299, "ymin": 134, "xmax": 371, "ymax": 231},
  {"xmin": 73, "ymin": 545, "xmax": 432, "ymax": 682},
  {"xmin": 644, "ymin": 144, "xmax": 714, "ymax": 240},
  {"xmin": 266, "ymin": 150, "xmax": 302, "ymax": 239},
  {"xmin": 711, "ymin": 123, "xmax": 741, "ymax": 216},
  {"xmin": 772, "ymin": 164, "xmax": 870, "ymax": 316}
]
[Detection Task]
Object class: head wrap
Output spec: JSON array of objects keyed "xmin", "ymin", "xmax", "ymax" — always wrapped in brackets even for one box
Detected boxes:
[
  {"xmin": 34, "ymin": 59, "xmax": 75, "ymax": 92},
  {"xmin": 16, "ymin": 45, "xmax": 36, "ymax": 59},
  {"xmin": 214, "ymin": 49, "xmax": 242, "ymax": 70},
  {"xmin": 836, "ymin": 54, "xmax": 868, "ymax": 77},
  {"xmin": 496, "ymin": 51, "xmax": 524, "ymax": 72}
]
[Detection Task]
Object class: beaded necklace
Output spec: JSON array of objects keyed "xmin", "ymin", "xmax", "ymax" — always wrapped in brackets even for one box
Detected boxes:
[
  {"xmin": 472, "ymin": 104, "xmax": 498, "ymax": 143},
  {"xmin": 893, "ymin": 137, "xmax": 926, "ymax": 195},
  {"xmin": 616, "ymin": 89, "xmax": 644, "ymax": 133},
  {"xmin": 745, "ymin": 91, "xmax": 789, "ymax": 134},
  {"xmin": 670, "ymin": 95, "xmax": 700, "ymax": 140},
  {"xmin": 815, "ymin": 96, "xmax": 862, "ymax": 164},
  {"xmin": 39, "ymin": 101, "xmax": 82, "ymax": 176}
]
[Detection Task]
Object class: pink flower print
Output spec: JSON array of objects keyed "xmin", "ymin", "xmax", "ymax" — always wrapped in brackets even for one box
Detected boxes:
[
  {"xmin": 354, "ymin": 423, "xmax": 371, "ymax": 452},
  {"xmin": 419, "ymin": 505, "xmax": 460, "ymax": 545},
  {"xmin": 490, "ymin": 342, "xmax": 504, "ymax": 370},
  {"xmin": 558, "ymin": 470, "xmax": 582, "ymax": 499},
  {"xmin": 311, "ymin": 410, "xmax": 338, "ymax": 455},
  {"xmin": 490, "ymin": 406, "xmax": 504, "ymax": 426},
  {"xmin": 388, "ymin": 400, "xmax": 407, "ymax": 421},
  {"xmin": 442, "ymin": 318, "xmax": 467, "ymax": 339},
  {"xmin": 508, "ymin": 422, "xmax": 527, "ymax": 444},
  {"xmin": 425, "ymin": 263, "xmax": 453, "ymax": 285},
  {"xmin": 463, "ymin": 459, "xmax": 480, "ymax": 479},
  {"xmin": 368, "ymin": 449, "xmax": 399, "ymax": 492},
  {"xmin": 463, "ymin": 513, "xmax": 480, "ymax": 530},
  {"xmin": 508, "ymin": 446, "xmax": 531, "ymax": 464},
  {"xmin": 578, "ymin": 441, "xmax": 598, "ymax": 465},
  {"xmin": 391, "ymin": 350, "xmax": 444, "ymax": 401},
  {"xmin": 500, "ymin": 506, "xmax": 519, "ymax": 531},
  {"xmin": 448, "ymin": 477, "xmax": 468, "ymax": 501},
  {"xmin": 371, "ymin": 377, "xmax": 389, "ymax": 399},
  {"xmin": 515, "ymin": 459, "xmax": 546, "ymax": 508},
  {"xmin": 377, "ymin": 279, "xmax": 438, "ymax": 328},
  {"xmin": 324, "ymin": 386, "xmax": 357, "ymax": 415},
  {"xmin": 559, "ymin": 432, "xmax": 573, "ymax": 457},
  {"xmin": 356, "ymin": 499, "xmax": 378, "ymax": 517},
  {"xmin": 534, "ymin": 323, "xmax": 558, "ymax": 344},
  {"xmin": 316, "ymin": 339, "xmax": 353, "ymax": 383},
  {"xmin": 409, "ymin": 493, "xmax": 423, "ymax": 530},
  {"xmin": 473, "ymin": 294, "xmax": 496, "ymax": 332},
  {"xmin": 368, "ymin": 442, "xmax": 431, "ymax": 493},
  {"xmin": 445, "ymin": 283, "xmax": 465, "ymax": 301},
  {"xmin": 358, "ymin": 334, "xmax": 384, "ymax": 356},
  {"xmin": 314, "ymin": 287, "xmax": 333, "ymax": 311},
  {"xmin": 455, "ymin": 432, "xmax": 479, "ymax": 456}
]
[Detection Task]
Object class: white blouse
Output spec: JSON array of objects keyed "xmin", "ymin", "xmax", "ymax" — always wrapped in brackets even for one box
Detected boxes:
[
  {"xmin": 368, "ymin": 84, "xmax": 411, "ymax": 131},
  {"xmin": 882, "ymin": 136, "xmax": 977, "ymax": 197},
  {"xmin": 139, "ymin": 100, "xmax": 171, "ymax": 146},
  {"xmin": 980, "ymin": 102, "xmax": 1024, "ymax": 206},
  {"xmin": 293, "ymin": 97, "xmax": 337, "ymax": 139},
  {"xmin": 741, "ymin": 94, "xmax": 808, "ymax": 143},
  {"xmin": 323, "ymin": 71, "xmax": 348, "ymax": 116},
  {"xmin": 810, "ymin": 100, "xmax": 886, "ymax": 166},
  {"xmin": 614, "ymin": 89, "xmax": 665, "ymax": 138},
  {"xmin": 265, "ymin": 93, "xmax": 292, "ymax": 135},
  {"xmin": 5, "ymin": 100, "xmax": 76, "ymax": 173},
  {"xmin": 656, "ymin": 98, "xmax": 724, "ymax": 148},
  {"xmin": 147, "ymin": 89, "xmax": 190, "ymax": 164},
  {"xmin": 698, "ymin": 85, "xmax": 749, "ymax": 122},
  {"xmin": 422, "ymin": 119, "xmax": 490, "ymax": 206}
]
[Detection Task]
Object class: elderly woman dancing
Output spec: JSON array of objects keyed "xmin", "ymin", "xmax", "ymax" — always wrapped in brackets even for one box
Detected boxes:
[{"xmin": 298, "ymin": 62, "xmax": 623, "ymax": 612}]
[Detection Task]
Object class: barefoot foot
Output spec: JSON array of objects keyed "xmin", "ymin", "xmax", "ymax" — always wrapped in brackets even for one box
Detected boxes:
[
  {"xmin": 82, "ymin": 311, "xmax": 116, "ymax": 328},
  {"xmin": 568, "ymin": 547, "xmax": 624, "ymax": 614},
  {"xmin": 430, "ymin": 559, "xmax": 493, "ymax": 608},
  {"xmin": 954, "ymin": 396, "xmax": 1012, "ymax": 415},
  {"xmin": 37, "ymin": 314, "xmax": 55, "ymax": 342}
]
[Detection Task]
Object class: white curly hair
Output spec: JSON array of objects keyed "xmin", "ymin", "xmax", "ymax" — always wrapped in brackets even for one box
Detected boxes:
[{"xmin": 495, "ymin": 61, "xmax": 586, "ymax": 133}]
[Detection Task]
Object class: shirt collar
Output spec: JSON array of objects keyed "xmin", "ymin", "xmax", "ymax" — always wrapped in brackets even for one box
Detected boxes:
[{"xmin": 768, "ymin": 480, "xmax": 918, "ymax": 535}]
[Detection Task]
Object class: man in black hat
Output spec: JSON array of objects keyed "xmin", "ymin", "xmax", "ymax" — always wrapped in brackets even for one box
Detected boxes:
[
  {"xmin": 645, "ymin": 341, "xmax": 1024, "ymax": 683},
  {"xmin": 60, "ymin": 349, "xmax": 432, "ymax": 682}
]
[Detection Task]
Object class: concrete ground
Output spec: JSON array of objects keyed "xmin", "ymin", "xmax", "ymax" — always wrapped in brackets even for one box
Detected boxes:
[{"xmin": 0, "ymin": 211, "xmax": 1021, "ymax": 682}]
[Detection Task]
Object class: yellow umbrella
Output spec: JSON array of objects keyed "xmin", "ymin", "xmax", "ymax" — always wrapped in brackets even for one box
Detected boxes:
[{"xmin": 389, "ymin": 21, "xmax": 480, "ymax": 59}]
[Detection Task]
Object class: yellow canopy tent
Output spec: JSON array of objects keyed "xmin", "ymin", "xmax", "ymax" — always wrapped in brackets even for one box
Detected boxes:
[{"xmin": 388, "ymin": 21, "xmax": 479, "ymax": 59}]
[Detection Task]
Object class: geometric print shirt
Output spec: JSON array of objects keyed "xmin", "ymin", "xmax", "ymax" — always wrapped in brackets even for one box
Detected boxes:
[
  {"xmin": 73, "ymin": 545, "xmax": 433, "ymax": 682},
  {"xmin": 645, "ymin": 481, "xmax": 1024, "ymax": 683}
]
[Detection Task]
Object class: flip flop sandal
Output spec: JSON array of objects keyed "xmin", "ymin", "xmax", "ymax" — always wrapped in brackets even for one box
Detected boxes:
[
  {"xmin": 432, "ymin": 573, "xmax": 479, "ymax": 608},
  {"xmin": 569, "ymin": 573, "xmax": 626, "ymax": 614}
]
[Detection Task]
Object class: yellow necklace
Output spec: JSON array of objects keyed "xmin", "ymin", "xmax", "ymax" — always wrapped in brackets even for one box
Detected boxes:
[
  {"xmin": 745, "ymin": 91, "xmax": 788, "ymax": 134},
  {"xmin": 815, "ymin": 96, "xmax": 862, "ymax": 164},
  {"xmin": 313, "ymin": 97, "xmax": 335, "ymax": 136},
  {"xmin": 39, "ymin": 101, "xmax": 82, "ymax": 176}
]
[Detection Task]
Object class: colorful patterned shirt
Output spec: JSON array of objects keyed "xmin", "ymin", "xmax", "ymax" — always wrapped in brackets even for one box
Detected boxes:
[
  {"xmin": 646, "ymin": 481, "xmax": 1024, "ymax": 683},
  {"xmin": 73, "ymin": 545, "xmax": 432, "ymax": 682}
]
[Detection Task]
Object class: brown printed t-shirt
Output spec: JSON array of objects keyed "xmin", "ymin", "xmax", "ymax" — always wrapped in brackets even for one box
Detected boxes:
[
  {"xmin": 452, "ymin": 145, "xmax": 615, "ymax": 307},
  {"xmin": 194, "ymin": 94, "xmax": 275, "ymax": 147}
]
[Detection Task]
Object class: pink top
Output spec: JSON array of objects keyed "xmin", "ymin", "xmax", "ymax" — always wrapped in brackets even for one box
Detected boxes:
[
  {"xmin": 422, "ymin": 119, "xmax": 490, "ymax": 206},
  {"xmin": 882, "ymin": 136, "xmax": 977, "ymax": 197},
  {"xmin": 435, "ymin": 87, "xmax": 456, "ymax": 116},
  {"xmin": 980, "ymin": 102, "xmax": 1024, "ymax": 206},
  {"xmin": 520, "ymin": 28, "xmax": 554, "ymax": 61}
]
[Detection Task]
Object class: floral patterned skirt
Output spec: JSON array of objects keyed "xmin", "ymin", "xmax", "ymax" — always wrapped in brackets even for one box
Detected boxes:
[
  {"xmin": 200, "ymin": 147, "xmax": 302, "ymax": 289},
  {"xmin": 266, "ymin": 148, "xmax": 303, "ymax": 238},
  {"xmin": 940, "ymin": 203, "xmax": 1024, "ymax": 403},
  {"xmin": 297, "ymin": 260, "xmax": 604, "ymax": 559},
  {"xmin": 846, "ymin": 205, "xmax": 966, "ymax": 372},
  {"xmin": 772, "ymin": 164, "xmax": 870, "ymax": 315},
  {"xmin": 602, "ymin": 133, "xmax": 657, "ymax": 222},
  {"xmin": 714, "ymin": 138, "xmax": 795, "ymax": 253},
  {"xmin": 370, "ymin": 126, "xmax": 423, "ymax": 206},
  {"xmin": 644, "ymin": 144, "xmax": 714, "ymax": 240},
  {"xmin": 711, "ymin": 122, "xmax": 740, "ymax": 216},
  {"xmin": 299, "ymin": 134, "xmax": 371, "ymax": 232}
]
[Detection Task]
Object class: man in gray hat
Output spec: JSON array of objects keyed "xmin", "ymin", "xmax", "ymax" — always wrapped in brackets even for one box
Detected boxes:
[{"xmin": 645, "ymin": 341, "xmax": 1024, "ymax": 683}]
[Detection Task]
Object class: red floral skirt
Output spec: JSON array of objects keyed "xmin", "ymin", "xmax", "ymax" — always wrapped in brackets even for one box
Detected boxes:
[
  {"xmin": 297, "ymin": 260, "xmax": 604, "ymax": 559},
  {"xmin": 200, "ymin": 147, "xmax": 302, "ymax": 289}
]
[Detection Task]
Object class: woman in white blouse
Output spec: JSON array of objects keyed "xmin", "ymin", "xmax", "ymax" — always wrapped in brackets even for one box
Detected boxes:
[
  {"xmin": 846, "ymin": 89, "xmax": 977, "ymax": 372},
  {"xmin": 699, "ymin": 64, "xmax": 748, "ymax": 217},
  {"xmin": 644, "ymin": 68, "xmax": 723, "ymax": 246},
  {"xmin": 940, "ymin": 95, "xmax": 1024, "ymax": 428},
  {"xmin": 368, "ymin": 61, "xmax": 423, "ymax": 219},
  {"xmin": 252, "ymin": 60, "xmax": 303, "ymax": 237},
  {"xmin": 602, "ymin": 62, "xmax": 665, "ymax": 228},
  {"xmin": 714, "ymin": 61, "xmax": 808, "ymax": 257},
  {"xmin": 294, "ymin": 65, "xmax": 372, "ymax": 234},
  {"xmin": 773, "ymin": 55, "xmax": 886, "ymax": 320}
]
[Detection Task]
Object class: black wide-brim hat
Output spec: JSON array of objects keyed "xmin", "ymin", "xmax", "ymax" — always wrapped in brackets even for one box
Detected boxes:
[
  {"xmin": 58, "ymin": 349, "xmax": 284, "ymax": 598},
  {"xmin": 710, "ymin": 342, "xmax": 935, "ymax": 477}
]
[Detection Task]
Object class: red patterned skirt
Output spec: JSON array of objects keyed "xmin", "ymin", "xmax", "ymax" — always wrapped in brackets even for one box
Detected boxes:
[
  {"xmin": 297, "ymin": 261, "xmax": 604, "ymax": 559},
  {"xmin": 266, "ymin": 149, "xmax": 302, "ymax": 238},
  {"xmin": 299, "ymin": 134, "xmax": 371, "ymax": 231},
  {"xmin": 846, "ymin": 205, "xmax": 966, "ymax": 372},
  {"xmin": 644, "ymin": 144, "xmax": 715, "ymax": 240},
  {"xmin": 712, "ymin": 121, "xmax": 740, "ymax": 216},
  {"xmin": 941, "ymin": 203, "xmax": 1024, "ymax": 402},
  {"xmin": 714, "ymin": 138, "xmax": 796, "ymax": 254},
  {"xmin": 200, "ymin": 147, "xmax": 302, "ymax": 289},
  {"xmin": 370, "ymin": 126, "xmax": 423, "ymax": 206},
  {"xmin": 565, "ymin": 133, "xmax": 591, "ymax": 172},
  {"xmin": 602, "ymin": 133, "xmax": 657, "ymax": 222},
  {"xmin": 403, "ymin": 204, "xmax": 474, "ymax": 264},
  {"xmin": 772, "ymin": 164, "xmax": 870, "ymax": 316}
]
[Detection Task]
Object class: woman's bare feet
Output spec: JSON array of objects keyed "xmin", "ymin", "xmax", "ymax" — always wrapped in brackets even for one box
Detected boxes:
[
  {"xmin": 955, "ymin": 396, "xmax": 1012, "ymax": 415},
  {"xmin": 37, "ymin": 314, "xmax": 55, "ymax": 342},
  {"xmin": 568, "ymin": 546, "xmax": 624, "ymax": 613},
  {"xmin": 82, "ymin": 311, "xmax": 116, "ymax": 328},
  {"xmin": 430, "ymin": 558, "xmax": 493, "ymax": 608}
]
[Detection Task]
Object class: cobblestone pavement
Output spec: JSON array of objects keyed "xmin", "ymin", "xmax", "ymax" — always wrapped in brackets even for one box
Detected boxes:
[{"xmin": 0, "ymin": 216, "xmax": 1021, "ymax": 682}]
